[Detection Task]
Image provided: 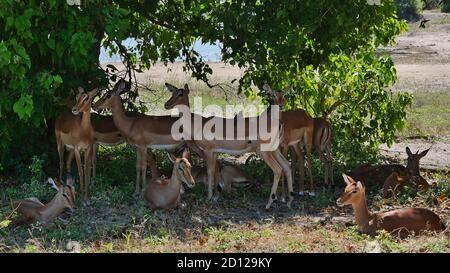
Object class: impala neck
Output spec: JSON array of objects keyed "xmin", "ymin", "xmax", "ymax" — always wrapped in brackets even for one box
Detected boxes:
[
  {"xmin": 39, "ymin": 194, "xmax": 66, "ymax": 223},
  {"xmin": 169, "ymin": 166, "xmax": 182, "ymax": 191},
  {"xmin": 351, "ymin": 192, "xmax": 373, "ymax": 231},
  {"xmin": 81, "ymin": 110, "xmax": 92, "ymax": 131},
  {"xmin": 110, "ymin": 96, "xmax": 133, "ymax": 134}
]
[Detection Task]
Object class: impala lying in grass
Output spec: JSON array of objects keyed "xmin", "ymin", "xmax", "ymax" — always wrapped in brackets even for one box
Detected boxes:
[
  {"xmin": 144, "ymin": 148, "xmax": 195, "ymax": 210},
  {"xmin": 11, "ymin": 176, "xmax": 76, "ymax": 227},
  {"xmin": 337, "ymin": 174, "xmax": 444, "ymax": 237}
]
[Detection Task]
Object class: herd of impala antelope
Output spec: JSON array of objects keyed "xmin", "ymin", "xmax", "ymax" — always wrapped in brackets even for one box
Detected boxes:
[{"xmin": 11, "ymin": 79, "xmax": 446, "ymax": 238}]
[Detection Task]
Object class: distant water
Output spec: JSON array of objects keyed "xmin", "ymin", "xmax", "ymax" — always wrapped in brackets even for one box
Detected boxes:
[{"xmin": 99, "ymin": 39, "xmax": 222, "ymax": 63}]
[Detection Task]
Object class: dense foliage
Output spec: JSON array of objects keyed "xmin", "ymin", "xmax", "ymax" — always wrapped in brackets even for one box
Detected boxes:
[
  {"xmin": 1, "ymin": 0, "xmax": 409, "ymax": 174},
  {"xmin": 442, "ymin": 0, "xmax": 450, "ymax": 12},
  {"xmin": 395, "ymin": 0, "xmax": 423, "ymax": 21}
]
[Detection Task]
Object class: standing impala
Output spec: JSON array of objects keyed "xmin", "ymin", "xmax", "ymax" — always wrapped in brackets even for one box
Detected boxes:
[
  {"xmin": 262, "ymin": 85, "xmax": 317, "ymax": 196},
  {"xmin": 55, "ymin": 87, "xmax": 98, "ymax": 201},
  {"xmin": 164, "ymin": 83, "xmax": 294, "ymax": 209},
  {"xmin": 337, "ymin": 174, "xmax": 444, "ymax": 237},
  {"xmin": 65, "ymin": 82, "xmax": 148, "ymax": 182},
  {"xmin": 92, "ymin": 79, "xmax": 184, "ymax": 195}
]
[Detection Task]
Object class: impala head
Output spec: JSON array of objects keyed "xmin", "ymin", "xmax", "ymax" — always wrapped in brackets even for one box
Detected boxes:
[
  {"xmin": 164, "ymin": 83, "xmax": 190, "ymax": 109},
  {"xmin": 405, "ymin": 147, "xmax": 429, "ymax": 176},
  {"xmin": 93, "ymin": 79, "xmax": 129, "ymax": 112},
  {"xmin": 168, "ymin": 148, "xmax": 195, "ymax": 188},
  {"xmin": 336, "ymin": 174, "xmax": 365, "ymax": 207},
  {"xmin": 48, "ymin": 175, "xmax": 76, "ymax": 211},
  {"xmin": 262, "ymin": 84, "xmax": 285, "ymax": 109},
  {"xmin": 72, "ymin": 87, "xmax": 99, "ymax": 115}
]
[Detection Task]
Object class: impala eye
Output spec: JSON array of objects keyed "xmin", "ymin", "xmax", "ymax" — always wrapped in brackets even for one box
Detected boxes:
[{"xmin": 62, "ymin": 193, "xmax": 70, "ymax": 200}]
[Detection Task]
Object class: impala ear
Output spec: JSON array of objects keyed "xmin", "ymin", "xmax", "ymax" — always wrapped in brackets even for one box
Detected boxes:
[
  {"xmin": 88, "ymin": 88, "xmax": 99, "ymax": 97},
  {"xmin": 262, "ymin": 84, "xmax": 275, "ymax": 96},
  {"xmin": 182, "ymin": 148, "xmax": 191, "ymax": 159},
  {"xmin": 342, "ymin": 174, "xmax": 355, "ymax": 185},
  {"xmin": 406, "ymin": 147, "xmax": 412, "ymax": 157},
  {"xmin": 167, "ymin": 153, "xmax": 177, "ymax": 164},
  {"xmin": 48, "ymin": 178, "xmax": 60, "ymax": 191},
  {"xmin": 356, "ymin": 181, "xmax": 364, "ymax": 190},
  {"xmin": 184, "ymin": 84, "xmax": 190, "ymax": 94},
  {"xmin": 418, "ymin": 148, "xmax": 430, "ymax": 158},
  {"xmin": 165, "ymin": 83, "xmax": 178, "ymax": 93}
]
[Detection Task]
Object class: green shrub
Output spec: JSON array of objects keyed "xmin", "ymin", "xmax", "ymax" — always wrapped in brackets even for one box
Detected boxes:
[
  {"xmin": 442, "ymin": 0, "xmax": 450, "ymax": 12},
  {"xmin": 395, "ymin": 0, "xmax": 423, "ymax": 21},
  {"xmin": 422, "ymin": 0, "xmax": 441, "ymax": 9}
]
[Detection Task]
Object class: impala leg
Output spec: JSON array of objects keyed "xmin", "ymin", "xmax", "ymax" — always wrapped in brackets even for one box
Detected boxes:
[
  {"xmin": 135, "ymin": 147, "xmax": 142, "ymax": 195},
  {"xmin": 273, "ymin": 149, "xmax": 294, "ymax": 208},
  {"xmin": 84, "ymin": 145, "xmax": 93, "ymax": 201},
  {"xmin": 294, "ymin": 144, "xmax": 305, "ymax": 196},
  {"xmin": 305, "ymin": 141, "xmax": 315, "ymax": 196},
  {"xmin": 204, "ymin": 151, "xmax": 218, "ymax": 201},
  {"xmin": 140, "ymin": 147, "xmax": 148, "ymax": 194},
  {"xmin": 280, "ymin": 145, "xmax": 289, "ymax": 202},
  {"xmin": 147, "ymin": 150, "xmax": 159, "ymax": 179},
  {"xmin": 317, "ymin": 150, "xmax": 328, "ymax": 188},
  {"xmin": 92, "ymin": 143, "xmax": 97, "ymax": 184},
  {"xmin": 56, "ymin": 133, "xmax": 64, "ymax": 183},
  {"xmin": 74, "ymin": 148, "xmax": 84, "ymax": 201},
  {"xmin": 66, "ymin": 149, "xmax": 74, "ymax": 175},
  {"xmin": 327, "ymin": 147, "xmax": 334, "ymax": 190},
  {"xmin": 259, "ymin": 151, "xmax": 283, "ymax": 210}
]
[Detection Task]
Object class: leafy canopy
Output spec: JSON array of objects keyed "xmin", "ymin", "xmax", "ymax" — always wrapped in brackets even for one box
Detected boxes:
[{"xmin": 0, "ymin": 0, "xmax": 409, "ymax": 173}]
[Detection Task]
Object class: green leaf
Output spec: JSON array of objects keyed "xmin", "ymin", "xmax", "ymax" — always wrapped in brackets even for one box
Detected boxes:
[{"xmin": 13, "ymin": 95, "xmax": 34, "ymax": 120}]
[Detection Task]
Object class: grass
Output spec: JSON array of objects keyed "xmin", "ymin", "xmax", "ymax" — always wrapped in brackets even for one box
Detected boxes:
[
  {"xmin": 1, "ymin": 84, "xmax": 449, "ymax": 253},
  {"xmin": 0, "ymin": 144, "xmax": 448, "ymax": 253},
  {"xmin": 398, "ymin": 91, "xmax": 450, "ymax": 138}
]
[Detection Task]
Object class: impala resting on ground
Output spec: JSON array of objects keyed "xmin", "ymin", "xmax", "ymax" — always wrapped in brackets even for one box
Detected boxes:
[
  {"xmin": 192, "ymin": 164, "xmax": 258, "ymax": 193},
  {"xmin": 93, "ymin": 79, "xmax": 184, "ymax": 194},
  {"xmin": 55, "ymin": 87, "xmax": 99, "ymax": 201},
  {"xmin": 262, "ymin": 85, "xmax": 315, "ymax": 196},
  {"xmin": 337, "ymin": 174, "xmax": 444, "ymax": 237},
  {"xmin": 164, "ymin": 83, "xmax": 294, "ymax": 209},
  {"xmin": 11, "ymin": 176, "xmax": 76, "ymax": 227},
  {"xmin": 382, "ymin": 172, "xmax": 430, "ymax": 198},
  {"xmin": 144, "ymin": 149, "xmax": 195, "ymax": 210},
  {"xmin": 349, "ymin": 147, "xmax": 431, "ymax": 189}
]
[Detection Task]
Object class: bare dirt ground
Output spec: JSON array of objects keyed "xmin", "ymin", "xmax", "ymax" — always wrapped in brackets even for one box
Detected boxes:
[{"xmin": 385, "ymin": 10, "xmax": 450, "ymax": 171}]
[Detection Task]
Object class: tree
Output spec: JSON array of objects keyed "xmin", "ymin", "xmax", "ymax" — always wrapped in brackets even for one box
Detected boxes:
[{"xmin": 0, "ymin": 0, "xmax": 409, "ymax": 173}]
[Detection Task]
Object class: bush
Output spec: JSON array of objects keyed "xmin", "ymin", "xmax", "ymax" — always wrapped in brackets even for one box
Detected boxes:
[
  {"xmin": 422, "ymin": 0, "xmax": 441, "ymax": 10},
  {"xmin": 442, "ymin": 0, "xmax": 450, "ymax": 12},
  {"xmin": 395, "ymin": 0, "xmax": 423, "ymax": 21}
]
